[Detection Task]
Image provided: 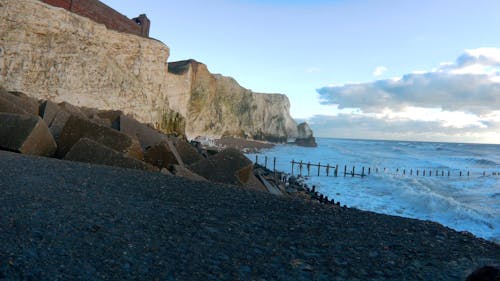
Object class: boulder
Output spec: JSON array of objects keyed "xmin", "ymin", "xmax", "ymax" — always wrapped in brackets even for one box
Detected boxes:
[
  {"xmin": 0, "ymin": 113, "xmax": 57, "ymax": 156},
  {"xmin": 0, "ymin": 87, "xmax": 39, "ymax": 115},
  {"xmin": 96, "ymin": 110, "xmax": 123, "ymax": 129},
  {"xmin": 170, "ymin": 165, "xmax": 207, "ymax": 182},
  {"xmin": 48, "ymin": 109, "xmax": 72, "ymax": 140},
  {"xmin": 117, "ymin": 114, "xmax": 167, "ymax": 149},
  {"xmin": 57, "ymin": 115, "xmax": 143, "ymax": 160},
  {"xmin": 40, "ymin": 101, "xmax": 88, "ymax": 140},
  {"xmin": 295, "ymin": 122, "xmax": 317, "ymax": 147},
  {"xmin": 0, "ymin": 95, "xmax": 28, "ymax": 114},
  {"xmin": 188, "ymin": 148, "xmax": 254, "ymax": 186},
  {"xmin": 174, "ymin": 138, "xmax": 204, "ymax": 165},
  {"xmin": 144, "ymin": 141, "xmax": 184, "ymax": 170},
  {"xmin": 39, "ymin": 100, "xmax": 60, "ymax": 126},
  {"xmin": 64, "ymin": 138, "xmax": 155, "ymax": 171}
]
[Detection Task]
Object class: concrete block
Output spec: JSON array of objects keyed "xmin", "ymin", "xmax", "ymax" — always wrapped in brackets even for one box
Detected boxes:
[
  {"xmin": 64, "ymin": 138, "xmax": 154, "ymax": 171},
  {"xmin": 57, "ymin": 115, "xmax": 143, "ymax": 160},
  {"xmin": 174, "ymin": 138, "xmax": 204, "ymax": 165},
  {"xmin": 144, "ymin": 141, "xmax": 183, "ymax": 170},
  {"xmin": 0, "ymin": 113, "xmax": 56, "ymax": 156},
  {"xmin": 188, "ymin": 148, "xmax": 254, "ymax": 186}
]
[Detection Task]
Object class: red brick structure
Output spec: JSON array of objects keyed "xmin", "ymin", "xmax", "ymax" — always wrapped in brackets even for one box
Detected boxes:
[{"xmin": 40, "ymin": 0, "xmax": 150, "ymax": 37}]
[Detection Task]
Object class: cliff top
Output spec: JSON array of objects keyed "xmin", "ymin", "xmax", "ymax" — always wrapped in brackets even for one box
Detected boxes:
[{"xmin": 168, "ymin": 59, "xmax": 203, "ymax": 75}]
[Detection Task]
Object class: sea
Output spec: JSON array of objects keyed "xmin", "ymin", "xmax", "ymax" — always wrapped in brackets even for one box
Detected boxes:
[{"xmin": 246, "ymin": 138, "xmax": 500, "ymax": 243}]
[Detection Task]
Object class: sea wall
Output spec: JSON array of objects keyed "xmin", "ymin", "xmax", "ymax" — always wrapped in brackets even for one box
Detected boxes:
[{"xmin": 39, "ymin": 0, "xmax": 150, "ymax": 37}]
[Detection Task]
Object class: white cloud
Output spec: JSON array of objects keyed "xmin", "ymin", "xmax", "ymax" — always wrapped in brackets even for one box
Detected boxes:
[
  {"xmin": 307, "ymin": 114, "xmax": 500, "ymax": 144},
  {"xmin": 373, "ymin": 66, "xmax": 388, "ymax": 77},
  {"xmin": 313, "ymin": 48, "xmax": 500, "ymax": 143}
]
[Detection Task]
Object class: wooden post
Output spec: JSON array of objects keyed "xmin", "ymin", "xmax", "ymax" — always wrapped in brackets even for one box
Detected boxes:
[
  {"xmin": 376, "ymin": 167, "xmax": 379, "ymax": 173},
  {"xmin": 326, "ymin": 164, "xmax": 330, "ymax": 176},
  {"xmin": 403, "ymin": 169, "xmax": 406, "ymax": 175},
  {"xmin": 318, "ymin": 162, "xmax": 321, "ymax": 176},
  {"xmin": 264, "ymin": 156, "xmax": 268, "ymax": 168},
  {"xmin": 344, "ymin": 165, "xmax": 347, "ymax": 177},
  {"xmin": 273, "ymin": 157, "xmax": 276, "ymax": 178},
  {"xmin": 335, "ymin": 164, "xmax": 339, "ymax": 177},
  {"xmin": 416, "ymin": 170, "xmax": 419, "ymax": 176},
  {"xmin": 299, "ymin": 161, "xmax": 303, "ymax": 176},
  {"xmin": 467, "ymin": 171, "xmax": 470, "ymax": 177},
  {"xmin": 441, "ymin": 171, "xmax": 444, "ymax": 177},
  {"xmin": 448, "ymin": 170, "xmax": 450, "ymax": 177},
  {"xmin": 291, "ymin": 160, "xmax": 294, "ymax": 176},
  {"xmin": 483, "ymin": 171, "xmax": 486, "ymax": 176},
  {"xmin": 362, "ymin": 167, "xmax": 365, "ymax": 177},
  {"xmin": 430, "ymin": 170, "xmax": 432, "ymax": 176},
  {"xmin": 307, "ymin": 162, "xmax": 311, "ymax": 177},
  {"xmin": 460, "ymin": 171, "xmax": 462, "ymax": 177},
  {"xmin": 410, "ymin": 169, "xmax": 413, "ymax": 176},
  {"xmin": 368, "ymin": 167, "xmax": 371, "ymax": 175},
  {"xmin": 423, "ymin": 170, "xmax": 426, "ymax": 176},
  {"xmin": 255, "ymin": 155, "xmax": 258, "ymax": 165},
  {"xmin": 352, "ymin": 166, "xmax": 355, "ymax": 177},
  {"xmin": 436, "ymin": 170, "xmax": 438, "ymax": 177}
]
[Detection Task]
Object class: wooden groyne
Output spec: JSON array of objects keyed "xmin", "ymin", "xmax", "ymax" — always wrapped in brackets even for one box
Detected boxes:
[{"xmin": 254, "ymin": 156, "xmax": 500, "ymax": 179}]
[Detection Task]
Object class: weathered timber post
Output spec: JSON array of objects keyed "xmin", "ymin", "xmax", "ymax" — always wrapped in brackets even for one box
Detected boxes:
[
  {"xmin": 410, "ymin": 169, "xmax": 413, "ymax": 176},
  {"xmin": 335, "ymin": 164, "xmax": 339, "ymax": 177},
  {"xmin": 318, "ymin": 162, "xmax": 321, "ymax": 176},
  {"xmin": 255, "ymin": 155, "xmax": 258, "ymax": 165},
  {"xmin": 416, "ymin": 170, "xmax": 419, "ymax": 176},
  {"xmin": 273, "ymin": 157, "xmax": 276, "ymax": 178},
  {"xmin": 264, "ymin": 156, "xmax": 268, "ymax": 168},
  {"xmin": 460, "ymin": 171, "xmax": 462, "ymax": 177},
  {"xmin": 344, "ymin": 165, "xmax": 347, "ymax": 177},
  {"xmin": 291, "ymin": 160, "xmax": 295, "ymax": 176},
  {"xmin": 423, "ymin": 170, "xmax": 426, "ymax": 176},
  {"xmin": 430, "ymin": 170, "xmax": 432, "ymax": 176},
  {"xmin": 403, "ymin": 169, "xmax": 406, "ymax": 175},
  {"xmin": 467, "ymin": 171, "xmax": 470, "ymax": 177},
  {"xmin": 448, "ymin": 170, "xmax": 450, "ymax": 177},
  {"xmin": 307, "ymin": 162, "xmax": 311, "ymax": 177},
  {"xmin": 368, "ymin": 167, "xmax": 371, "ymax": 175},
  {"xmin": 326, "ymin": 164, "xmax": 330, "ymax": 176},
  {"xmin": 362, "ymin": 167, "xmax": 365, "ymax": 177},
  {"xmin": 352, "ymin": 166, "xmax": 355, "ymax": 177},
  {"xmin": 299, "ymin": 161, "xmax": 303, "ymax": 176}
]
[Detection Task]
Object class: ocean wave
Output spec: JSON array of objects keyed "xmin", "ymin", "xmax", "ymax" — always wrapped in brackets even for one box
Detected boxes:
[{"xmin": 473, "ymin": 159, "xmax": 498, "ymax": 166}]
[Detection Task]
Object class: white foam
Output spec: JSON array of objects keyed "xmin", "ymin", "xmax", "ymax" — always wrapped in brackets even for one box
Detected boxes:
[{"xmin": 247, "ymin": 138, "xmax": 500, "ymax": 242}]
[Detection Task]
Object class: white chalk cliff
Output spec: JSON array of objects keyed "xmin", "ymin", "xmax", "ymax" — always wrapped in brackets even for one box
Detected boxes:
[{"xmin": 0, "ymin": 0, "xmax": 298, "ymax": 140}]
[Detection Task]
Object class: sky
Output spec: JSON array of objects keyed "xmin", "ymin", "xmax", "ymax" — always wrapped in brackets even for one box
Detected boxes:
[{"xmin": 101, "ymin": 0, "xmax": 500, "ymax": 144}]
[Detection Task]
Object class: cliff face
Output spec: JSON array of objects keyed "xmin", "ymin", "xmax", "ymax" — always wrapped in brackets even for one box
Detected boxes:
[
  {"xmin": 0, "ymin": 0, "xmax": 181, "ymax": 133},
  {"xmin": 167, "ymin": 60, "xmax": 297, "ymax": 141},
  {"xmin": 0, "ymin": 0, "xmax": 298, "ymax": 141}
]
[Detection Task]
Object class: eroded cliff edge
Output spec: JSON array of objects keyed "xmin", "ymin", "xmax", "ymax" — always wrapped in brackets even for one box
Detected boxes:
[
  {"xmin": 0, "ymin": 0, "xmax": 298, "ymax": 141},
  {"xmin": 167, "ymin": 60, "xmax": 297, "ymax": 141}
]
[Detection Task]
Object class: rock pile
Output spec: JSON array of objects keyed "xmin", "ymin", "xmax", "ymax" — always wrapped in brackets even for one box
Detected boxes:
[{"xmin": 0, "ymin": 86, "xmax": 267, "ymax": 192}]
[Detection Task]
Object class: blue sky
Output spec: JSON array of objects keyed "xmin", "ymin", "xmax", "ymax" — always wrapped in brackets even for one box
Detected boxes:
[{"xmin": 101, "ymin": 0, "xmax": 500, "ymax": 144}]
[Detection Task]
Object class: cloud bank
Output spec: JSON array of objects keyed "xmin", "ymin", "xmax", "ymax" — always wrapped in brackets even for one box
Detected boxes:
[{"xmin": 313, "ymin": 48, "xmax": 500, "ymax": 144}]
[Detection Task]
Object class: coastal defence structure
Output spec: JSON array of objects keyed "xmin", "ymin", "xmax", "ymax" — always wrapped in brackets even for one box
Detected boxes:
[{"xmin": 39, "ymin": 0, "xmax": 150, "ymax": 37}]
